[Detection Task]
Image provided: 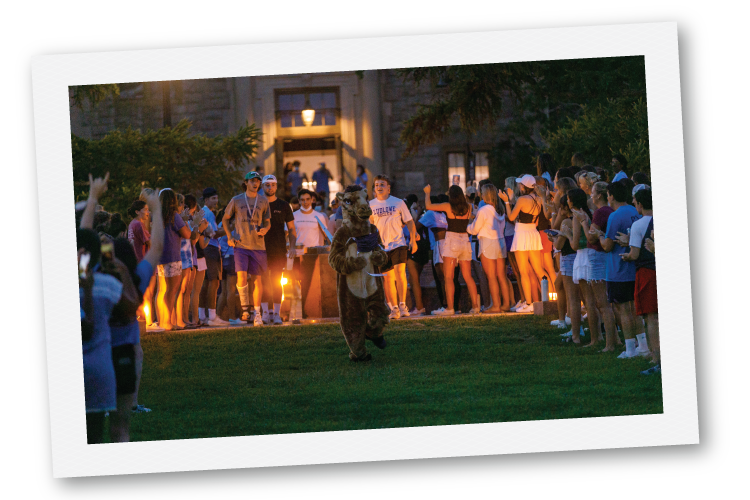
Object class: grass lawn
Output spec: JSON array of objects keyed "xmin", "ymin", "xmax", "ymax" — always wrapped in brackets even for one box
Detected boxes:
[{"xmin": 130, "ymin": 315, "xmax": 663, "ymax": 442}]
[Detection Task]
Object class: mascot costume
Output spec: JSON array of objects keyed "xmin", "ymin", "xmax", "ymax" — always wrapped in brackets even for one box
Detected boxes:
[{"xmin": 328, "ymin": 185, "xmax": 390, "ymax": 361}]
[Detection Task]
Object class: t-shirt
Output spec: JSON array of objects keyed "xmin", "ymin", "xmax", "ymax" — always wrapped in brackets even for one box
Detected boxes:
[
  {"xmin": 127, "ymin": 219, "xmax": 149, "ymax": 262},
  {"xmin": 629, "ymin": 215, "xmax": 655, "ymax": 271},
  {"xmin": 287, "ymin": 171, "xmax": 303, "ymax": 196},
  {"xmin": 224, "ymin": 193, "xmax": 271, "ymax": 251},
  {"xmin": 356, "ymin": 173, "xmax": 368, "ymax": 188},
  {"xmin": 293, "ymin": 209, "xmax": 328, "ymax": 256},
  {"xmin": 605, "ymin": 204, "xmax": 641, "ymax": 282},
  {"xmin": 160, "ymin": 213, "xmax": 186, "ymax": 265},
  {"xmin": 110, "ymin": 260, "xmax": 154, "ymax": 347},
  {"xmin": 369, "ymin": 196, "xmax": 413, "ymax": 251},
  {"xmin": 612, "ymin": 171, "xmax": 628, "ymax": 182},
  {"xmin": 201, "ymin": 206, "xmax": 220, "ymax": 248},
  {"xmin": 266, "ymin": 198, "xmax": 295, "ymax": 256},
  {"xmin": 590, "ymin": 205, "xmax": 614, "ymax": 252},
  {"xmin": 312, "ymin": 169, "xmax": 331, "ymax": 192}
]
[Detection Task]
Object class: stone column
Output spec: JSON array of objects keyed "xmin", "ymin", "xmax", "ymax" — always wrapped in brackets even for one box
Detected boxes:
[{"xmin": 361, "ymin": 70, "xmax": 384, "ymax": 178}]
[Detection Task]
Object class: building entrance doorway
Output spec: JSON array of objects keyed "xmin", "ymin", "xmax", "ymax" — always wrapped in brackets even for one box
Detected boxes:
[{"xmin": 275, "ymin": 136, "xmax": 344, "ymax": 206}]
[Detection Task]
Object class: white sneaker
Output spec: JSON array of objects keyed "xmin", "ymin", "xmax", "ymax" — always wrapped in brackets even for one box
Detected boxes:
[
  {"xmin": 208, "ymin": 317, "xmax": 230, "ymax": 327},
  {"xmin": 560, "ymin": 326, "xmax": 586, "ymax": 337},
  {"xmin": 254, "ymin": 313, "xmax": 264, "ymax": 327},
  {"xmin": 228, "ymin": 318, "xmax": 244, "ymax": 326},
  {"xmin": 272, "ymin": 313, "xmax": 283, "ymax": 325},
  {"xmin": 262, "ymin": 310, "xmax": 270, "ymax": 325},
  {"xmin": 389, "ymin": 306, "xmax": 401, "ymax": 319},
  {"xmin": 516, "ymin": 303, "xmax": 534, "ymax": 313},
  {"xmin": 618, "ymin": 350, "xmax": 642, "ymax": 359},
  {"xmin": 431, "ymin": 308, "xmax": 455, "ymax": 316},
  {"xmin": 550, "ymin": 319, "xmax": 564, "ymax": 326},
  {"xmin": 635, "ymin": 349, "xmax": 651, "ymax": 357},
  {"xmin": 565, "ymin": 315, "xmax": 572, "ymax": 326},
  {"xmin": 146, "ymin": 323, "xmax": 165, "ymax": 332},
  {"xmin": 399, "ymin": 304, "xmax": 410, "ymax": 317},
  {"xmin": 510, "ymin": 301, "xmax": 527, "ymax": 312},
  {"xmin": 409, "ymin": 308, "xmax": 425, "ymax": 316}
]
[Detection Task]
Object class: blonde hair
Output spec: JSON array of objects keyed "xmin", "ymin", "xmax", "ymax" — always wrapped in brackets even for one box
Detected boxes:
[
  {"xmin": 591, "ymin": 181, "xmax": 608, "ymax": 201},
  {"xmin": 579, "ymin": 171, "xmax": 600, "ymax": 189},
  {"xmin": 481, "ymin": 184, "xmax": 505, "ymax": 216}
]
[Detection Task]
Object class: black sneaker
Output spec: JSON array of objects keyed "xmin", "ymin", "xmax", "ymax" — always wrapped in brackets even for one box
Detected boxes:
[
  {"xmin": 371, "ymin": 337, "xmax": 387, "ymax": 350},
  {"xmin": 349, "ymin": 352, "xmax": 372, "ymax": 362}
]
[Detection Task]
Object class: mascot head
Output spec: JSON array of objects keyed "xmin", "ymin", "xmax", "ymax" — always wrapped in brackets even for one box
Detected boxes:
[{"xmin": 337, "ymin": 185, "xmax": 371, "ymax": 222}]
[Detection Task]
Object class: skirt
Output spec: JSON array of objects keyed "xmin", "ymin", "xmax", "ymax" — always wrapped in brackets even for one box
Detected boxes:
[
  {"xmin": 510, "ymin": 223, "xmax": 543, "ymax": 252},
  {"xmin": 572, "ymin": 248, "xmax": 591, "ymax": 284}
]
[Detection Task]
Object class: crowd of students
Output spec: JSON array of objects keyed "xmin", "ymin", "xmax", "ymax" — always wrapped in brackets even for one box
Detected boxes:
[{"xmin": 76, "ymin": 152, "xmax": 659, "ymax": 443}]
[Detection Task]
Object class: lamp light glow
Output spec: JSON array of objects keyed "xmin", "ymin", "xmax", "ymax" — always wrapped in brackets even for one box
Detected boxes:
[{"xmin": 301, "ymin": 108, "xmax": 315, "ymax": 126}]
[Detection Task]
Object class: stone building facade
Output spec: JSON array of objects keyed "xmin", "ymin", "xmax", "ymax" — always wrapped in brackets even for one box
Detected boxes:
[{"xmin": 70, "ymin": 70, "xmax": 529, "ymax": 200}]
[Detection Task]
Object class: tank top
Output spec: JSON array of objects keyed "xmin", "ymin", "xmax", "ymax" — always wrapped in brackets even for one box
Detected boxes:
[
  {"xmin": 635, "ymin": 218, "xmax": 656, "ymax": 271},
  {"xmin": 447, "ymin": 218, "xmax": 469, "ymax": 233},
  {"xmin": 517, "ymin": 196, "xmax": 541, "ymax": 224},
  {"xmin": 561, "ymin": 218, "xmax": 576, "ymax": 256}
]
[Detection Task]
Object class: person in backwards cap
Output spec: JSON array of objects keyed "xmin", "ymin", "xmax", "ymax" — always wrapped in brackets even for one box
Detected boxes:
[{"xmin": 222, "ymin": 172, "xmax": 272, "ymax": 326}]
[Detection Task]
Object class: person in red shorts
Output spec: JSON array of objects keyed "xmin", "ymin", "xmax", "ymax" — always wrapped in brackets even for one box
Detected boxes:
[{"xmin": 622, "ymin": 188, "xmax": 659, "ymax": 374}]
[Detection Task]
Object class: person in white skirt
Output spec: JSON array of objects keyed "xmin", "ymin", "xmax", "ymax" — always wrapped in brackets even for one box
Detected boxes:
[
  {"xmin": 568, "ymin": 188, "xmax": 603, "ymax": 348},
  {"xmin": 498, "ymin": 174, "xmax": 547, "ymax": 314},
  {"xmin": 424, "ymin": 184, "xmax": 480, "ymax": 316},
  {"xmin": 467, "ymin": 184, "xmax": 511, "ymax": 312}
]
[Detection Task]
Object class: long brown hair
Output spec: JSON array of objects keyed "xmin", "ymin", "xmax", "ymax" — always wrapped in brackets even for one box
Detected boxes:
[
  {"xmin": 159, "ymin": 189, "xmax": 179, "ymax": 225},
  {"xmin": 448, "ymin": 185, "xmax": 469, "ymax": 217},
  {"xmin": 481, "ymin": 184, "xmax": 505, "ymax": 216}
]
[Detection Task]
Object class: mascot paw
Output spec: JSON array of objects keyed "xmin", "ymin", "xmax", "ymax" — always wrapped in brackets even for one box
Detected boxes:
[
  {"xmin": 350, "ymin": 256, "xmax": 367, "ymax": 271},
  {"xmin": 371, "ymin": 250, "xmax": 388, "ymax": 267},
  {"xmin": 349, "ymin": 352, "xmax": 372, "ymax": 362}
]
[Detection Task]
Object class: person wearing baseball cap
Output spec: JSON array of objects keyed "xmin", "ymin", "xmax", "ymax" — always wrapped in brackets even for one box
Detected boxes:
[
  {"xmin": 498, "ymin": 173, "xmax": 547, "ymax": 314},
  {"xmin": 222, "ymin": 171, "xmax": 271, "ymax": 326},
  {"xmin": 260, "ymin": 174, "xmax": 297, "ymax": 325}
]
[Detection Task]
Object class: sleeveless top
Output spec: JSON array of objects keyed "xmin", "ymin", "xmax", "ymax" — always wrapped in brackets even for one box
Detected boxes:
[
  {"xmin": 447, "ymin": 218, "xmax": 469, "ymax": 233},
  {"xmin": 635, "ymin": 218, "xmax": 656, "ymax": 271},
  {"xmin": 561, "ymin": 218, "xmax": 576, "ymax": 256},
  {"xmin": 517, "ymin": 195, "xmax": 541, "ymax": 224}
]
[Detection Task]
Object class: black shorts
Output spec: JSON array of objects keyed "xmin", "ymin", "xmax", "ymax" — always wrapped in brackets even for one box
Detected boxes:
[
  {"xmin": 382, "ymin": 246, "xmax": 408, "ymax": 272},
  {"xmin": 409, "ymin": 239, "xmax": 431, "ymax": 266},
  {"xmin": 266, "ymin": 248, "xmax": 287, "ymax": 274},
  {"xmin": 607, "ymin": 280, "xmax": 636, "ymax": 304},
  {"xmin": 112, "ymin": 344, "xmax": 136, "ymax": 395},
  {"xmin": 203, "ymin": 245, "xmax": 223, "ymax": 281}
]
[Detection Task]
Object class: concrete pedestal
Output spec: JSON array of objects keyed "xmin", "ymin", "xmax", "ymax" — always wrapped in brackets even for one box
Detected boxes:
[
  {"xmin": 533, "ymin": 300, "xmax": 558, "ymax": 316},
  {"xmin": 300, "ymin": 251, "xmax": 339, "ymax": 319}
]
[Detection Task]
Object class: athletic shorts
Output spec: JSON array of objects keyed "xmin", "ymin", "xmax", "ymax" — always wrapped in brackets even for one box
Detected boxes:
[
  {"xmin": 381, "ymin": 245, "xmax": 408, "ymax": 272},
  {"xmin": 222, "ymin": 254, "xmax": 236, "ymax": 276},
  {"xmin": 635, "ymin": 267, "xmax": 658, "ymax": 316},
  {"xmin": 607, "ymin": 280, "xmax": 636, "ymax": 304},
  {"xmin": 539, "ymin": 230, "xmax": 554, "ymax": 253},
  {"xmin": 234, "ymin": 248, "xmax": 267, "ymax": 276},
  {"xmin": 479, "ymin": 236, "xmax": 506, "ymax": 260},
  {"xmin": 111, "ymin": 344, "xmax": 136, "ymax": 395},
  {"xmin": 203, "ymin": 245, "xmax": 223, "ymax": 281},
  {"xmin": 442, "ymin": 232, "xmax": 473, "ymax": 261},
  {"xmin": 157, "ymin": 261, "xmax": 182, "ymax": 278},
  {"xmin": 196, "ymin": 257, "xmax": 207, "ymax": 272}
]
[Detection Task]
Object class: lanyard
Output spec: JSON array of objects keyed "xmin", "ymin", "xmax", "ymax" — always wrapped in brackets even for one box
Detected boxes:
[{"xmin": 244, "ymin": 192, "xmax": 259, "ymax": 228}]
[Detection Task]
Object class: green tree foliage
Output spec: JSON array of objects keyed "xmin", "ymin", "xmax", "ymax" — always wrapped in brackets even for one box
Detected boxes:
[
  {"xmin": 70, "ymin": 84, "xmax": 121, "ymax": 109},
  {"xmin": 72, "ymin": 119, "xmax": 262, "ymax": 217},
  {"xmin": 398, "ymin": 56, "xmax": 649, "ymax": 175}
]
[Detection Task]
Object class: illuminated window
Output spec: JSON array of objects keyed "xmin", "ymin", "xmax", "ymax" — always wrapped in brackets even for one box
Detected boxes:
[
  {"xmin": 448, "ymin": 151, "xmax": 489, "ymax": 191},
  {"xmin": 277, "ymin": 90, "xmax": 338, "ymax": 128}
]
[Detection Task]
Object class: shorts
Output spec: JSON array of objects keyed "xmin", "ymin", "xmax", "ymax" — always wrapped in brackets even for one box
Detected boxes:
[
  {"xmin": 204, "ymin": 245, "xmax": 223, "ymax": 281},
  {"xmin": 572, "ymin": 248, "xmax": 591, "ymax": 284},
  {"xmin": 111, "ymin": 344, "xmax": 136, "ymax": 395},
  {"xmin": 479, "ymin": 236, "xmax": 506, "ymax": 260},
  {"xmin": 234, "ymin": 247, "xmax": 268, "ymax": 276},
  {"xmin": 587, "ymin": 250, "xmax": 607, "ymax": 282},
  {"xmin": 382, "ymin": 245, "xmax": 408, "ymax": 272},
  {"xmin": 266, "ymin": 248, "xmax": 288, "ymax": 274},
  {"xmin": 539, "ymin": 230, "xmax": 554, "ymax": 253},
  {"xmin": 409, "ymin": 239, "xmax": 431, "ymax": 266},
  {"xmin": 607, "ymin": 280, "xmax": 636, "ymax": 304},
  {"xmin": 157, "ymin": 261, "xmax": 182, "ymax": 278},
  {"xmin": 560, "ymin": 253, "xmax": 576, "ymax": 277},
  {"xmin": 222, "ymin": 254, "xmax": 236, "ymax": 276},
  {"xmin": 432, "ymin": 239, "xmax": 445, "ymax": 265},
  {"xmin": 442, "ymin": 232, "xmax": 473, "ymax": 261},
  {"xmin": 635, "ymin": 267, "xmax": 658, "ymax": 316},
  {"xmin": 196, "ymin": 257, "xmax": 207, "ymax": 272}
]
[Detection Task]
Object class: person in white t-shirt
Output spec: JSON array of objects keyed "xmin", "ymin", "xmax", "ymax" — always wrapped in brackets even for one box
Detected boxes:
[
  {"xmin": 292, "ymin": 188, "xmax": 329, "ymax": 273},
  {"xmin": 369, "ymin": 175, "xmax": 418, "ymax": 319}
]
